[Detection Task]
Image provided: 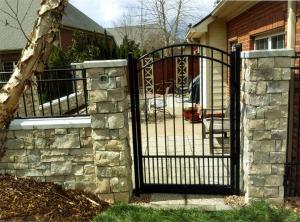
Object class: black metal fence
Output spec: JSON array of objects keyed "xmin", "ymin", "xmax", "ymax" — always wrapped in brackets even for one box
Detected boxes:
[
  {"xmin": 129, "ymin": 43, "xmax": 241, "ymax": 196},
  {"xmin": 0, "ymin": 68, "xmax": 89, "ymax": 118},
  {"xmin": 285, "ymin": 57, "xmax": 300, "ymax": 197}
]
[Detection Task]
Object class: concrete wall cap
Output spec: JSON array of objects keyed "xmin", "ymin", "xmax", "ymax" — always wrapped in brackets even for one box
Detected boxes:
[
  {"xmin": 9, "ymin": 116, "xmax": 91, "ymax": 130},
  {"xmin": 241, "ymin": 49, "xmax": 295, "ymax": 58},
  {"xmin": 83, "ymin": 60, "xmax": 127, "ymax": 68}
]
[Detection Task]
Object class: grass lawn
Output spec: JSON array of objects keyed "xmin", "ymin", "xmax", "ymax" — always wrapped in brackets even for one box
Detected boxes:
[{"xmin": 94, "ymin": 201, "xmax": 300, "ymax": 222}]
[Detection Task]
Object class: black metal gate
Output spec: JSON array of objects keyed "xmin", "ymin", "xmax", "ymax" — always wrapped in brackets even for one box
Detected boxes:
[{"xmin": 128, "ymin": 43, "xmax": 241, "ymax": 196}]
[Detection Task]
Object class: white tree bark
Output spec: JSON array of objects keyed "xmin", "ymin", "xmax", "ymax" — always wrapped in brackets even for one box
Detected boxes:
[{"xmin": 0, "ymin": 0, "xmax": 68, "ymax": 158}]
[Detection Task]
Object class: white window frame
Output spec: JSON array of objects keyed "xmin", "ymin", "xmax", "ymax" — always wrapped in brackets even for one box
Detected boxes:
[{"xmin": 254, "ymin": 32, "xmax": 285, "ymax": 50}]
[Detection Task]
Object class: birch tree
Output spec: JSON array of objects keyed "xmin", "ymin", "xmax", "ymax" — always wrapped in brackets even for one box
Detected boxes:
[{"xmin": 0, "ymin": 0, "xmax": 68, "ymax": 159}]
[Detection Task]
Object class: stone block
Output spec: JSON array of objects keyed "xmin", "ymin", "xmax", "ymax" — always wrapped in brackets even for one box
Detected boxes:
[
  {"xmin": 95, "ymin": 151, "xmax": 120, "ymax": 167},
  {"xmin": 248, "ymin": 119, "xmax": 265, "ymax": 130},
  {"xmin": 16, "ymin": 169, "xmax": 43, "ymax": 177},
  {"xmin": 84, "ymin": 165, "xmax": 95, "ymax": 175},
  {"xmin": 70, "ymin": 154, "xmax": 94, "ymax": 163},
  {"xmin": 97, "ymin": 167, "xmax": 112, "ymax": 178},
  {"xmin": 108, "ymin": 114, "xmax": 125, "ymax": 129},
  {"xmin": 244, "ymin": 82, "xmax": 257, "ymax": 94},
  {"xmin": 70, "ymin": 148, "xmax": 93, "ymax": 156},
  {"xmin": 271, "ymin": 130, "xmax": 286, "ymax": 140},
  {"xmin": 107, "ymin": 89, "xmax": 125, "ymax": 101},
  {"xmin": 270, "ymin": 152, "xmax": 286, "ymax": 164},
  {"xmin": 105, "ymin": 140, "xmax": 126, "ymax": 151},
  {"xmin": 267, "ymin": 81, "xmax": 289, "ymax": 93},
  {"xmin": 253, "ymin": 131, "xmax": 271, "ymax": 141},
  {"xmin": 72, "ymin": 165, "xmax": 84, "ymax": 176},
  {"xmin": 51, "ymin": 134, "xmax": 80, "ymax": 149},
  {"xmin": 97, "ymin": 102, "xmax": 118, "ymax": 113},
  {"xmin": 249, "ymin": 175, "xmax": 265, "ymax": 186},
  {"xmin": 274, "ymin": 57, "xmax": 292, "ymax": 68},
  {"xmin": 27, "ymin": 150, "xmax": 41, "ymax": 162},
  {"xmin": 112, "ymin": 166, "xmax": 129, "ymax": 177},
  {"xmin": 251, "ymin": 67, "xmax": 274, "ymax": 81},
  {"xmin": 110, "ymin": 177, "xmax": 130, "ymax": 192},
  {"xmin": 258, "ymin": 58, "xmax": 274, "ymax": 68},
  {"xmin": 92, "ymin": 129, "xmax": 110, "ymax": 140},
  {"xmin": 265, "ymin": 175, "xmax": 283, "ymax": 186},
  {"xmin": 264, "ymin": 187, "xmax": 279, "ymax": 198},
  {"xmin": 114, "ymin": 192, "xmax": 130, "ymax": 203},
  {"xmin": 265, "ymin": 118, "xmax": 280, "ymax": 130},
  {"xmin": 98, "ymin": 193, "xmax": 114, "ymax": 204},
  {"xmin": 55, "ymin": 129, "xmax": 67, "ymax": 135},
  {"xmin": 269, "ymin": 94, "xmax": 283, "ymax": 106},
  {"xmin": 93, "ymin": 141, "xmax": 106, "ymax": 151},
  {"xmin": 281, "ymin": 68, "xmax": 291, "ymax": 80},
  {"xmin": 41, "ymin": 155, "xmax": 65, "ymax": 162},
  {"xmin": 95, "ymin": 179, "xmax": 111, "ymax": 193},
  {"xmin": 6, "ymin": 139, "xmax": 25, "ymax": 149},
  {"xmin": 91, "ymin": 114, "xmax": 107, "ymax": 129},
  {"xmin": 253, "ymin": 151, "xmax": 269, "ymax": 164},
  {"xmin": 248, "ymin": 186, "xmax": 264, "ymax": 198},
  {"xmin": 249, "ymin": 164, "xmax": 271, "ymax": 175},
  {"xmin": 249, "ymin": 95, "xmax": 269, "ymax": 106},
  {"xmin": 256, "ymin": 82, "xmax": 267, "ymax": 94},
  {"xmin": 75, "ymin": 182, "xmax": 97, "ymax": 193},
  {"xmin": 89, "ymin": 90, "xmax": 108, "ymax": 102},
  {"xmin": 271, "ymin": 164, "xmax": 285, "ymax": 175},
  {"xmin": 51, "ymin": 161, "xmax": 72, "ymax": 175}
]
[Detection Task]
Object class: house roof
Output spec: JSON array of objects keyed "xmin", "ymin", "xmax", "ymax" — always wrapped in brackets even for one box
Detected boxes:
[
  {"xmin": 186, "ymin": 0, "xmax": 259, "ymax": 41},
  {"xmin": 0, "ymin": 0, "xmax": 106, "ymax": 52},
  {"xmin": 107, "ymin": 24, "xmax": 163, "ymax": 46}
]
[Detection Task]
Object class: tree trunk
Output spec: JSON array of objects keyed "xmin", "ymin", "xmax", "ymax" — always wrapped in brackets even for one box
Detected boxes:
[{"xmin": 0, "ymin": 0, "xmax": 68, "ymax": 159}]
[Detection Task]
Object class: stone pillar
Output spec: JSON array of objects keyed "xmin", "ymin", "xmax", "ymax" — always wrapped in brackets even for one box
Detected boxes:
[
  {"xmin": 241, "ymin": 49, "xmax": 294, "ymax": 204},
  {"xmin": 83, "ymin": 60, "xmax": 132, "ymax": 204}
]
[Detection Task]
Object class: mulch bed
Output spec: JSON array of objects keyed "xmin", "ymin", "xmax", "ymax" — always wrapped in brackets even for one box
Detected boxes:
[
  {"xmin": 0, "ymin": 175, "xmax": 109, "ymax": 221},
  {"xmin": 285, "ymin": 197, "xmax": 300, "ymax": 214}
]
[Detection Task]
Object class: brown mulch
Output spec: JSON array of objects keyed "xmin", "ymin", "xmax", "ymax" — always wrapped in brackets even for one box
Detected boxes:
[
  {"xmin": 0, "ymin": 175, "xmax": 109, "ymax": 222},
  {"xmin": 285, "ymin": 197, "xmax": 300, "ymax": 214},
  {"xmin": 224, "ymin": 195, "xmax": 246, "ymax": 207},
  {"xmin": 129, "ymin": 194, "xmax": 151, "ymax": 204}
]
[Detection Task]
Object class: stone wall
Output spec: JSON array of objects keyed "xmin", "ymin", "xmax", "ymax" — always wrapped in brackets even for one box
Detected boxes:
[
  {"xmin": 241, "ymin": 49, "xmax": 294, "ymax": 204},
  {"xmin": 0, "ymin": 60, "xmax": 132, "ymax": 204}
]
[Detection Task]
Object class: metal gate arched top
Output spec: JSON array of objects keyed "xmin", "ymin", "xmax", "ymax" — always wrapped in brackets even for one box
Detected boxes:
[{"xmin": 128, "ymin": 43, "xmax": 241, "ymax": 196}]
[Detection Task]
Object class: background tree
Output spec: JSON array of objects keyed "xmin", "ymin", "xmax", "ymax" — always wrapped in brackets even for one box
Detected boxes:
[
  {"xmin": 66, "ymin": 30, "xmax": 119, "ymax": 63},
  {"xmin": 48, "ymin": 46, "xmax": 69, "ymax": 69},
  {"xmin": 0, "ymin": 0, "xmax": 68, "ymax": 158},
  {"xmin": 119, "ymin": 35, "xmax": 141, "ymax": 59}
]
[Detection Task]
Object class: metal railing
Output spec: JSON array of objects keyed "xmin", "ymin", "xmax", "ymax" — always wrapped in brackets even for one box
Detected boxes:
[
  {"xmin": 0, "ymin": 68, "xmax": 89, "ymax": 118},
  {"xmin": 285, "ymin": 57, "xmax": 300, "ymax": 197}
]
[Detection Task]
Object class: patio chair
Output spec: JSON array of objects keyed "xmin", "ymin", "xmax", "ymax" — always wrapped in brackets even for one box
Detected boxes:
[
  {"xmin": 202, "ymin": 104, "xmax": 231, "ymax": 154},
  {"xmin": 147, "ymin": 86, "xmax": 173, "ymax": 118}
]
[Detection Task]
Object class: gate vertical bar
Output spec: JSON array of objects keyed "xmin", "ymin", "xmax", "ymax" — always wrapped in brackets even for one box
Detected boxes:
[
  {"xmin": 230, "ymin": 44, "xmax": 241, "ymax": 195},
  {"xmin": 128, "ymin": 53, "xmax": 141, "ymax": 196}
]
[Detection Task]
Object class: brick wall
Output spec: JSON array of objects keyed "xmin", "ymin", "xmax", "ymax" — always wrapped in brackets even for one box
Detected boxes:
[
  {"xmin": 60, "ymin": 28, "xmax": 74, "ymax": 52},
  {"xmin": 227, "ymin": 1, "xmax": 287, "ymax": 51}
]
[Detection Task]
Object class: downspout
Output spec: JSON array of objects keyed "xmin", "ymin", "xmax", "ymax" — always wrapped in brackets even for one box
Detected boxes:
[
  {"xmin": 287, "ymin": 0, "xmax": 296, "ymax": 49},
  {"xmin": 287, "ymin": 0, "xmax": 296, "ymax": 162}
]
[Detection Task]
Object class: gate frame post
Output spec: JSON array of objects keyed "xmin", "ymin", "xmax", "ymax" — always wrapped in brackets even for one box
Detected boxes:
[
  {"xmin": 230, "ymin": 44, "xmax": 242, "ymax": 195},
  {"xmin": 128, "ymin": 53, "xmax": 143, "ymax": 196}
]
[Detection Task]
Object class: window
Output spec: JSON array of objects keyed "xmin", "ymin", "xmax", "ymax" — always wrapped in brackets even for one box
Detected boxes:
[
  {"xmin": 254, "ymin": 33, "xmax": 285, "ymax": 50},
  {"xmin": 255, "ymin": 38, "xmax": 268, "ymax": 50},
  {"xmin": 2, "ymin": 61, "xmax": 16, "ymax": 72}
]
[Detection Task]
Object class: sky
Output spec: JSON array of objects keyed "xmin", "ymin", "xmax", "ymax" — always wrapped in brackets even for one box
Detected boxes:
[{"xmin": 69, "ymin": 0, "xmax": 215, "ymax": 28}]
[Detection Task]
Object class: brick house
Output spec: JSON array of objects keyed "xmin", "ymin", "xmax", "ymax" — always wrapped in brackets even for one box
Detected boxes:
[
  {"xmin": 0, "ymin": 0, "xmax": 115, "ymax": 71},
  {"xmin": 186, "ymin": 0, "xmax": 300, "ymax": 196}
]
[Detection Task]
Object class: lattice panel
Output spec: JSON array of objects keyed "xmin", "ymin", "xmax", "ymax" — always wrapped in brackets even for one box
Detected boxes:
[
  {"xmin": 176, "ymin": 57, "xmax": 189, "ymax": 86},
  {"xmin": 142, "ymin": 57, "xmax": 154, "ymax": 94}
]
